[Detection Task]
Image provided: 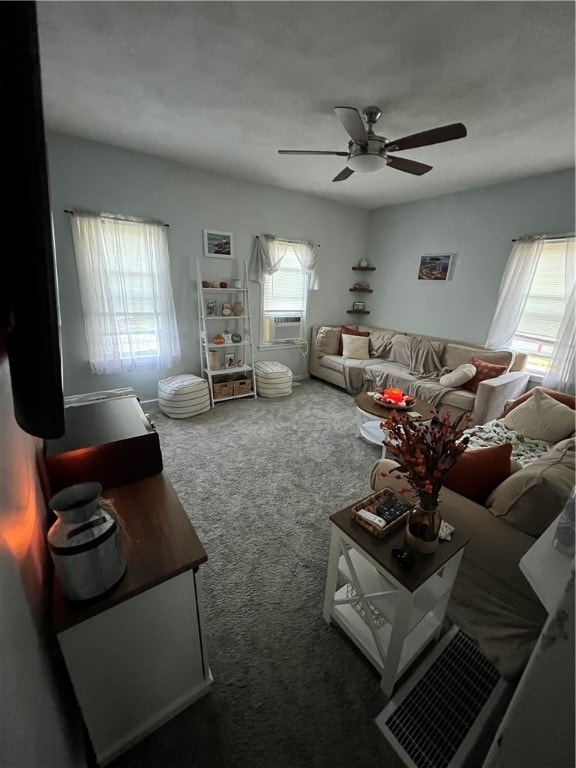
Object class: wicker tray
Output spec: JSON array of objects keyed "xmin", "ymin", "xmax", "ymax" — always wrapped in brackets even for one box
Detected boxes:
[{"xmin": 351, "ymin": 488, "xmax": 411, "ymax": 539}]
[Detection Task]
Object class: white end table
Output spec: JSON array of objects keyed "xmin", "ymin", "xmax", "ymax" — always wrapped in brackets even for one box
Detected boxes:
[{"xmin": 323, "ymin": 500, "xmax": 469, "ymax": 697}]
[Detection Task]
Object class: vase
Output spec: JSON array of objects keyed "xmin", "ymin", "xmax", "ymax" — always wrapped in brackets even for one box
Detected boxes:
[
  {"xmin": 209, "ymin": 350, "xmax": 220, "ymax": 370},
  {"xmin": 232, "ymin": 301, "xmax": 245, "ymax": 316},
  {"xmin": 47, "ymin": 482, "xmax": 126, "ymax": 600},
  {"xmin": 405, "ymin": 502, "xmax": 442, "ymax": 554}
]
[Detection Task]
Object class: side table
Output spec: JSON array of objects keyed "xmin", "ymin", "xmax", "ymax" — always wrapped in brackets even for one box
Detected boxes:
[{"xmin": 323, "ymin": 502, "xmax": 469, "ymax": 697}]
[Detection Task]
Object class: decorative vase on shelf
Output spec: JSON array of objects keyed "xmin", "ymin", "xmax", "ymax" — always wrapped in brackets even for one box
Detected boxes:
[
  {"xmin": 232, "ymin": 301, "xmax": 245, "ymax": 316},
  {"xmin": 358, "ymin": 259, "xmax": 369, "ymax": 268},
  {"xmin": 208, "ymin": 350, "xmax": 220, "ymax": 370},
  {"xmin": 405, "ymin": 500, "xmax": 442, "ymax": 554}
]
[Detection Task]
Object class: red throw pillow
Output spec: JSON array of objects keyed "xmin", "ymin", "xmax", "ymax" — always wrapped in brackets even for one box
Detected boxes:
[
  {"xmin": 443, "ymin": 444, "xmax": 513, "ymax": 504},
  {"xmin": 338, "ymin": 325, "xmax": 370, "ymax": 355},
  {"xmin": 463, "ymin": 357, "xmax": 507, "ymax": 393},
  {"xmin": 500, "ymin": 387, "xmax": 576, "ymax": 418}
]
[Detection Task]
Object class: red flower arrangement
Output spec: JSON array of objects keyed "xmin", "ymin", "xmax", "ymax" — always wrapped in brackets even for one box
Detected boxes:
[{"xmin": 381, "ymin": 409, "xmax": 472, "ymax": 511}]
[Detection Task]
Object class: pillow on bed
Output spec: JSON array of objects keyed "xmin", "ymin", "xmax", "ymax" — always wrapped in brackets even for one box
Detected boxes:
[
  {"xmin": 315, "ymin": 326, "xmax": 341, "ymax": 357},
  {"xmin": 486, "ymin": 438, "xmax": 575, "ymax": 536},
  {"xmin": 443, "ymin": 444, "xmax": 513, "ymax": 504},
  {"xmin": 341, "ymin": 334, "xmax": 370, "ymax": 360},
  {"xmin": 439, "ymin": 363, "xmax": 477, "ymax": 388},
  {"xmin": 502, "ymin": 387, "xmax": 575, "ymax": 443}
]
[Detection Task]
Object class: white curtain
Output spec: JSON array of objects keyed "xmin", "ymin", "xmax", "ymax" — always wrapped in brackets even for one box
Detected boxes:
[
  {"xmin": 543, "ymin": 239, "xmax": 576, "ymax": 394},
  {"xmin": 485, "ymin": 238, "xmax": 544, "ymax": 349},
  {"xmin": 70, "ymin": 214, "xmax": 181, "ymax": 374},
  {"xmin": 249, "ymin": 234, "xmax": 320, "ymax": 290}
]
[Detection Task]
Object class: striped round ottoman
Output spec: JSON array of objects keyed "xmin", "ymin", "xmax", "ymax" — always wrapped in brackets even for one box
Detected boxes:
[
  {"xmin": 254, "ymin": 361, "xmax": 292, "ymax": 398},
  {"xmin": 158, "ymin": 374, "xmax": 211, "ymax": 419}
]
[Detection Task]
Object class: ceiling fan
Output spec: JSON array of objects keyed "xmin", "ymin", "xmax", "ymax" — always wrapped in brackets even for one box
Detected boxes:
[{"xmin": 278, "ymin": 106, "xmax": 467, "ymax": 182}]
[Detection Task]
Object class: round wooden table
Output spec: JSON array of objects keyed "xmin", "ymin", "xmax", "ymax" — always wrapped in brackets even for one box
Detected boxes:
[
  {"xmin": 354, "ymin": 391, "xmax": 436, "ymax": 421},
  {"xmin": 354, "ymin": 392, "xmax": 436, "ymax": 455}
]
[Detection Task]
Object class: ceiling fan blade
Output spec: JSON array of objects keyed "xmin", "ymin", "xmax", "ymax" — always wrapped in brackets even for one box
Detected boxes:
[
  {"xmin": 386, "ymin": 156, "xmax": 433, "ymax": 176},
  {"xmin": 385, "ymin": 123, "xmax": 467, "ymax": 152},
  {"xmin": 334, "ymin": 106, "xmax": 368, "ymax": 145},
  {"xmin": 332, "ymin": 167, "xmax": 354, "ymax": 182},
  {"xmin": 278, "ymin": 150, "xmax": 349, "ymax": 156}
]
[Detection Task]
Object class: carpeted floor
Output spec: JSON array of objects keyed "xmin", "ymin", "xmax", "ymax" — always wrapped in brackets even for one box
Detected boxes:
[{"xmin": 106, "ymin": 380, "xmax": 411, "ymax": 768}]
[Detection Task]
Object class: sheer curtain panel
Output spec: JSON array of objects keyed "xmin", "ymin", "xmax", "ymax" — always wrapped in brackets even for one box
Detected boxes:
[
  {"xmin": 249, "ymin": 234, "xmax": 319, "ymax": 289},
  {"xmin": 70, "ymin": 214, "xmax": 181, "ymax": 374},
  {"xmin": 543, "ymin": 238, "xmax": 576, "ymax": 393}
]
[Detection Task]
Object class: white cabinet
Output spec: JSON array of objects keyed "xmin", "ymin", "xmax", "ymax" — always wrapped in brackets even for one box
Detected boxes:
[{"xmin": 197, "ymin": 260, "xmax": 257, "ymax": 404}]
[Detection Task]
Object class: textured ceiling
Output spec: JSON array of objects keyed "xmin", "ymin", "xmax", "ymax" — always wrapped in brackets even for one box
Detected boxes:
[{"xmin": 37, "ymin": 2, "xmax": 575, "ymax": 211}]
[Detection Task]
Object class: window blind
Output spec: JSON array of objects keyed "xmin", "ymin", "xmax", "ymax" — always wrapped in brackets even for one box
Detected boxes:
[{"xmin": 263, "ymin": 250, "xmax": 307, "ymax": 314}]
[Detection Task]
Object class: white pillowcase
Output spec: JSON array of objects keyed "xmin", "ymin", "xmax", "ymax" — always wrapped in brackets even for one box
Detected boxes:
[
  {"xmin": 341, "ymin": 334, "xmax": 370, "ymax": 360},
  {"xmin": 439, "ymin": 363, "xmax": 477, "ymax": 388},
  {"xmin": 502, "ymin": 387, "xmax": 575, "ymax": 443}
]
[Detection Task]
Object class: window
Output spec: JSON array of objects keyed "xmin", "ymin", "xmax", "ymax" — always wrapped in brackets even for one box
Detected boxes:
[
  {"xmin": 510, "ymin": 238, "xmax": 574, "ymax": 374},
  {"xmin": 486, "ymin": 235, "xmax": 575, "ymax": 382},
  {"xmin": 70, "ymin": 214, "xmax": 181, "ymax": 374},
  {"xmin": 261, "ymin": 248, "xmax": 308, "ymax": 344},
  {"xmin": 249, "ymin": 235, "xmax": 318, "ymax": 345}
]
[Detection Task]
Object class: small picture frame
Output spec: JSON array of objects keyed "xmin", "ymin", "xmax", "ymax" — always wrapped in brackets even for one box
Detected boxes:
[
  {"xmin": 352, "ymin": 301, "xmax": 366, "ymax": 311},
  {"xmin": 205, "ymin": 298, "xmax": 217, "ymax": 316},
  {"xmin": 204, "ymin": 230, "xmax": 233, "ymax": 259},
  {"xmin": 418, "ymin": 253, "xmax": 455, "ymax": 281},
  {"xmin": 225, "ymin": 353, "xmax": 235, "ymax": 368}
]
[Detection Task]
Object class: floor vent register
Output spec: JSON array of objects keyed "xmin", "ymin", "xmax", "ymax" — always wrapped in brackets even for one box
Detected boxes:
[{"xmin": 375, "ymin": 626, "xmax": 508, "ymax": 768}]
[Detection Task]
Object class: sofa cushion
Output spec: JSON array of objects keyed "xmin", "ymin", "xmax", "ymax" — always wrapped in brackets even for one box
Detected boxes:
[
  {"xmin": 369, "ymin": 328, "xmax": 395, "ymax": 358},
  {"xmin": 500, "ymin": 387, "xmax": 576, "ymax": 418},
  {"xmin": 315, "ymin": 326, "xmax": 341, "ymax": 357},
  {"xmin": 501, "ymin": 387, "xmax": 576, "ymax": 443},
  {"xmin": 439, "ymin": 363, "xmax": 477, "ymax": 388},
  {"xmin": 486, "ymin": 437, "xmax": 576, "ymax": 536},
  {"xmin": 442, "ymin": 343, "xmax": 513, "ymax": 372},
  {"xmin": 338, "ymin": 325, "xmax": 369, "ymax": 354},
  {"xmin": 342, "ymin": 334, "xmax": 370, "ymax": 360},
  {"xmin": 463, "ymin": 357, "xmax": 508, "ymax": 393},
  {"xmin": 444, "ymin": 444, "xmax": 513, "ymax": 504}
]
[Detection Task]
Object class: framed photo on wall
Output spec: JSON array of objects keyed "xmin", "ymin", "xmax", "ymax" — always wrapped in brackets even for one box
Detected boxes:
[
  {"xmin": 204, "ymin": 230, "xmax": 233, "ymax": 259},
  {"xmin": 417, "ymin": 253, "xmax": 455, "ymax": 281}
]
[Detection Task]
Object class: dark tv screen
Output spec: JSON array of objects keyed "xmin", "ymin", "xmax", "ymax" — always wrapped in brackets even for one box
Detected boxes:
[{"xmin": 2, "ymin": 2, "xmax": 65, "ymax": 439}]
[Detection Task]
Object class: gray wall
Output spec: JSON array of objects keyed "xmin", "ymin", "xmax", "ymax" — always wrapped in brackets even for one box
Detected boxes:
[
  {"xmin": 366, "ymin": 168, "xmax": 575, "ymax": 344},
  {"xmin": 47, "ymin": 133, "xmax": 370, "ymax": 401}
]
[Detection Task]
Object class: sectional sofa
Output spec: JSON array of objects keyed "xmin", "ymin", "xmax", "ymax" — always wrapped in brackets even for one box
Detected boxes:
[
  {"xmin": 370, "ymin": 387, "xmax": 576, "ymax": 680},
  {"xmin": 309, "ymin": 323, "xmax": 531, "ymax": 425}
]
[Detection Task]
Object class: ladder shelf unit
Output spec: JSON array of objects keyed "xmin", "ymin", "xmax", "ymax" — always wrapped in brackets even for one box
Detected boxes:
[{"xmin": 197, "ymin": 261, "xmax": 257, "ymax": 406}]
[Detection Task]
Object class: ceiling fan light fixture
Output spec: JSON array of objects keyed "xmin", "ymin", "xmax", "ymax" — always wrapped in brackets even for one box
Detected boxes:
[{"xmin": 347, "ymin": 152, "xmax": 387, "ymax": 173}]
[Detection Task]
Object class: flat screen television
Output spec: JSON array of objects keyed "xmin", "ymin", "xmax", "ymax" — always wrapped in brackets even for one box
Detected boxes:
[{"xmin": 2, "ymin": 1, "xmax": 65, "ymax": 439}]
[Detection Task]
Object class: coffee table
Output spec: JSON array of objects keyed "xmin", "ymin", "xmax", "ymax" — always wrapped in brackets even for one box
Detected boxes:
[{"xmin": 354, "ymin": 392, "xmax": 436, "ymax": 456}]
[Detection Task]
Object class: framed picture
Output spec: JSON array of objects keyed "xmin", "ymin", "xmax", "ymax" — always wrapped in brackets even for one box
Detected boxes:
[
  {"xmin": 352, "ymin": 301, "xmax": 366, "ymax": 311},
  {"xmin": 205, "ymin": 298, "xmax": 217, "ymax": 316},
  {"xmin": 204, "ymin": 230, "xmax": 233, "ymax": 259},
  {"xmin": 418, "ymin": 253, "xmax": 455, "ymax": 281},
  {"xmin": 224, "ymin": 352, "xmax": 235, "ymax": 368}
]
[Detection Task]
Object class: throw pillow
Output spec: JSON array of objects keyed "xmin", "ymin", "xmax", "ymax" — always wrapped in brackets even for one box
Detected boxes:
[
  {"xmin": 463, "ymin": 357, "xmax": 507, "ymax": 393},
  {"xmin": 443, "ymin": 444, "xmax": 513, "ymax": 504},
  {"xmin": 341, "ymin": 334, "xmax": 370, "ymax": 360},
  {"xmin": 315, "ymin": 326, "xmax": 341, "ymax": 357},
  {"xmin": 338, "ymin": 325, "xmax": 370, "ymax": 355},
  {"xmin": 502, "ymin": 387, "xmax": 576, "ymax": 443},
  {"xmin": 439, "ymin": 363, "xmax": 477, "ymax": 388},
  {"xmin": 487, "ymin": 438, "xmax": 576, "ymax": 537},
  {"xmin": 500, "ymin": 387, "xmax": 576, "ymax": 418}
]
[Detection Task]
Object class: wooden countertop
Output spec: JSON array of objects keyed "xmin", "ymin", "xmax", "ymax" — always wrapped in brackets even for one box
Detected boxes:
[{"xmin": 52, "ymin": 472, "xmax": 207, "ymax": 633}]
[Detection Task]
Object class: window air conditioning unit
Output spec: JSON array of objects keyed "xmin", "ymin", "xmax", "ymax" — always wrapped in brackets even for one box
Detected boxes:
[{"xmin": 271, "ymin": 315, "xmax": 303, "ymax": 343}]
